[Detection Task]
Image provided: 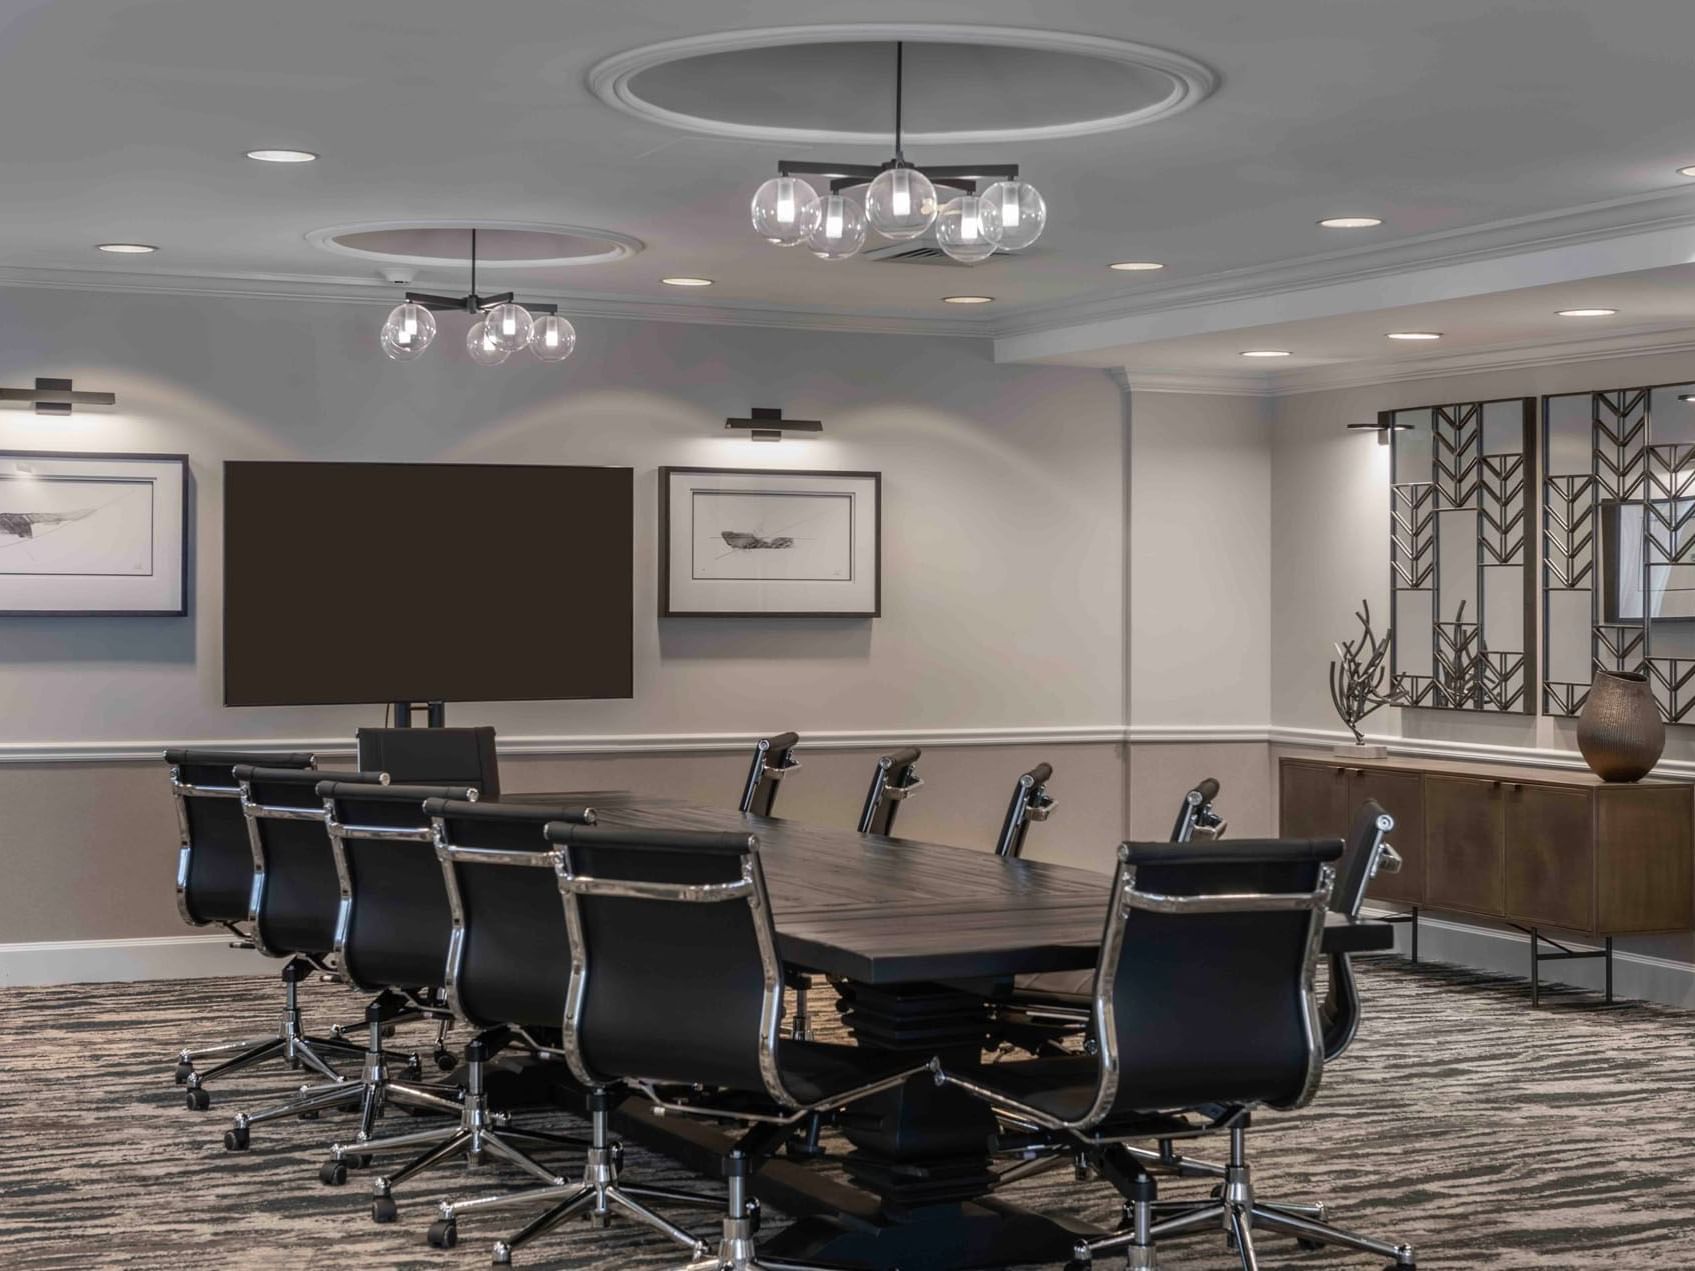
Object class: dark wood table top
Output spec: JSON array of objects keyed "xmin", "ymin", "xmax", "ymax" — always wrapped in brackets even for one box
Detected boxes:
[{"xmin": 511, "ymin": 789, "xmax": 1394, "ymax": 983}]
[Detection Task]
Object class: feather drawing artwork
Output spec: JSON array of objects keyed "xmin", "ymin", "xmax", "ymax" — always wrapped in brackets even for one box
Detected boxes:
[
  {"xmin": 720, "ymin": 530, "xmax": 796, "ymax": 551},
  {"xmin": 0, "ymin": 507, "xmax": 96, "ymax": 542}
]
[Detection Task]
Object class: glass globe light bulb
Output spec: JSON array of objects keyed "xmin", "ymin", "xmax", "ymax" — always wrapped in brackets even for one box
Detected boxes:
[
  {"xmin": 865, "ymin": 166, "xmax": 937, "ymax": 241},
  {"xmin": 935, "ymin": 194, "xmax": 1003, "ymax": 263},
  {"xmin": 528, "ymin": 314, "xmax": 577, "ymax": 363},
  {"xmin": 751, "ymin": 176, "xmax": 821, "ymax": 247},
  {"xmin": 806, "ymin": 194, "xmax": 867, "ymax": 260},
  {"xmin": 482, "ymin": 303, "xmax": 533, "ymax": 353},
  {"xmin": 980, "ymin": 180, "xmax": 1046, "ymax": 251},
  {"xmin": 466, "ymin": 319, "xmax": 510, "ymax": 366},
  {"xmin": 380, "ymin": 302, "xmax": 436, "ymax": 358}
]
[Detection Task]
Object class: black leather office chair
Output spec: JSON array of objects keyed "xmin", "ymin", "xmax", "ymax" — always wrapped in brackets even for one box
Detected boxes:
[
  {"xmin": 937, "ymin": 839, "xmax": 1417, "ymax": 1271},
  {"xmin": 207, "ymin": 765, "xmax": 411, "ymax": 1127},
  {"xmin": 738, "ymin": 731, "xmax": 800, "ymax": 817},
  {"xmin": 165, "ymin": 748, "xmax": 317, "ymax": 1091},
  {"xmin": 1226, "ymin": 800, "xmax": 1410, "ymax": 1266},
  {"xmin": 990, "ymin": 777, "xmax": 1231, "ymax": 1062},
  {"xmin": 458, "ymin": 822, "xmax": 930, "ymax": 1270},
  {"xmin": 357, "ymin": 726, "xmax": 501, "ymax": 801},
  {"xmin": 231, "ymin": 781, "xmax": 479, "ymax": 1170},
  {"xmin": 178, "ymin": 760, "xmax": 387, "ymax": 1110},
  {"xmin": 1168, "ymin": 776, "xmax": 1226, "ymax": 843},
  {"xmin": 362, "ymin": 799, "xmax": 595, "ymax": 1227},
  {"xmin": 994, "ymin": 762, "xmax": 1056, "ymax": 859},
  {"xmin": 856, "ymin": 746, "xmax": 922, "ymax": 836}
]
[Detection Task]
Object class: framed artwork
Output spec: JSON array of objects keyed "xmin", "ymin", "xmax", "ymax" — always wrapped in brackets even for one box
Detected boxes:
[
  {"xmin": 0, "ymin": 450, "xmax": 189, "ymax": 615},
  {"xmin": 659, "ymin": 466, "xmax": 880, "ymax": 617}
]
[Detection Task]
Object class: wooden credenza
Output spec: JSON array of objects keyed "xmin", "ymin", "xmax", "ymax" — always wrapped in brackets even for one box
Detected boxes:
[{"xmin": 1278, "ymin": 754, "xmax": 1695, "ymax": 1002}]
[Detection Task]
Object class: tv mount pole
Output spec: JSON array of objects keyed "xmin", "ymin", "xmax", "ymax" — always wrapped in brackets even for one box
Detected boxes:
[{"xmin": 391, "ymin": 701, "xmax": 447, "ymax": 728}]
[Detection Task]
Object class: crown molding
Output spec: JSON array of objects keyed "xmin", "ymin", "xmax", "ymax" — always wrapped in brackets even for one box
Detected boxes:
[
  {"xmin": 1120, "ymin": 322, "xmax": 1695, "ymax": 398},
  {"xmin": 0, "ymin": 265, "xmax": 993, "ymax": 339},
  {"xmin": 994, "ymin": 184, "xmax": 1695, "ymax": 345}
]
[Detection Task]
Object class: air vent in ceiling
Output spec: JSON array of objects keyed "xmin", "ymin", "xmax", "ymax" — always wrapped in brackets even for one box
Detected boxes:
[{"xmin": 862, "ymin": 240, "xmax": 970, "ymax": 265}]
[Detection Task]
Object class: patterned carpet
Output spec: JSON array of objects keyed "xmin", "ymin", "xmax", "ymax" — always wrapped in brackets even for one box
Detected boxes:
[{"xmin": 3, "ymin": 959, "xmax": 1693, "ymax": 1270}]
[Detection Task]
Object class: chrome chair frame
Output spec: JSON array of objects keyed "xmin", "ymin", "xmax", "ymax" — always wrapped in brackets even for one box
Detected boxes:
[
  {"xmin": 993, "ymin": 763, "xmax": 1057, "ymax": 859},
  {"xmin": 168, "ymin": 755, "xmax": 298, "ymax": 1083},
  {"xmin": 738, "ymin": 733, "xmax": 801, "ymax": 818},
  {"xmin": 937, "ymin": 845, "xmax": 1357, "ymax": 1271},
  {"xmin": 444, "ymin": 831, "xmax": 930, "ymax": 1270},
  {"xmin": 855, "ymin": 747, "xmax": 923, "ymax": 836},
  {"xmin": 1168, "ymin": 776, "xmax": 1226, "ymax": 844},
  {"xmin": 360, "ymin": 810, "xmax": 594, "ymax": 1226},
  {"xmin": 235, "ymin": 788, "xmax": 473, "ymax": 1164},
  {"xmin": 178, "ymin": 763, "xmax": 377, "ymax": 1105}
]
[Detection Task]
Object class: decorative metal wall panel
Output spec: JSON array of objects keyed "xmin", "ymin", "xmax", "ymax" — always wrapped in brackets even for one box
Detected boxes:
[
  {"xmin": 1542, "ymin": 381, "xmax": 1695, "ymax": 723},
  {"xmin": 1389, "ymin": 398, "xmax": 1536, "ymax": 714}
]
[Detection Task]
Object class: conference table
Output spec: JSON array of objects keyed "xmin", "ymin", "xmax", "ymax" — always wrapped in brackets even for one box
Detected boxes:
[{"xmin": 515, "ymin": 789, "xmax": 1393, "ymax": 1270}]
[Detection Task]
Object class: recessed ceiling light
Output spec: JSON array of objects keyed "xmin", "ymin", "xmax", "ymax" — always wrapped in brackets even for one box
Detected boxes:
[
  {"xmin": 95, "ymin": 242, "xmax": 158, "ymax": 254},
  {"xmin": 245, "ymin": 149, "xmax": 317, "ymax": 163},
  {"xmin": 1109, "ymin": 261, "xmax": 1165, "ymax": 271},
  {"xmin": 1679, "ymin": 393, "xmax": 1695, "ymax": 403},
  {"xmin": 1678, "ymin": 166, "xmax": 1695, "ymax": 178},
  {"xmin": 1555, "ymin": 308, "xmax": 1617, "ymax": 317},
  {"xmin": 1240, "ymin": 349, "xmax": 1292, "ymax": 358},
  {"xmin": 942, "ymin": 295, "xmax": 994, "ymax": 305},
  {"xmin": 661, "ymin": 276, "xmax": 713, "ymax": 287},
  {"xmin": 1386, "ymin": 331, "xmax": 1442, "ymax": 340},
  {"xmin": 1318, "ymin": 216, "xmax": 1383, "ymax": 229}
]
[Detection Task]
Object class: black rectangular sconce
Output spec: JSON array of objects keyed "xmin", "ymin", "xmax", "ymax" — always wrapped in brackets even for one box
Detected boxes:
[
  {"xmin": 1347, "ymin": 411, "xmax": 1414, "ymax": 446},
  {"xmin": 725, "ymin": 406, "xmax": 823, "ymax": 443},
  {"xmin": 0, "ymin": 377, "xmax": 117, "ymax": 415}
]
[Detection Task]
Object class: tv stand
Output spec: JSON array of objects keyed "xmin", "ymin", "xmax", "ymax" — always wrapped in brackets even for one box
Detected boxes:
[{"xmin": 391, "ymin": 700, "xmax": 447, "ymax": 728}]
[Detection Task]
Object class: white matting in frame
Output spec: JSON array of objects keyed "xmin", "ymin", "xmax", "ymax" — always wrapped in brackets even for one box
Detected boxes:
[
  {"xmin": 0, "ymin": 450, "xmax": 188, "ymax": 615},
  {"xmin": 660, "ymin": 467, "xmax": 880, "ymax": 617}
]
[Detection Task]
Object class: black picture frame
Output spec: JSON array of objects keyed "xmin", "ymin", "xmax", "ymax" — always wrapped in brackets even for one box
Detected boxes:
[
  {"xmin": 658, "ymin": 466, "xmax": 881, "ymax": 618},
  {"xmin": 0, "ymin": 449, "xmax": 189, "ymax": 616}
]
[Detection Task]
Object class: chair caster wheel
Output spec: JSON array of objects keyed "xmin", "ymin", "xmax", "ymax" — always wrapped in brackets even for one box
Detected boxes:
[
  {"xmin": 1298, "ymin": 1238, "xmax": 1324, "ymax": 1252},
  {"xmin": 434, "ymin": 1048, "xmax": 458, "ymax": 1072},
  {"xmin": 405, "ymin": 1053, "xmax": 422, "ymax": 1077},
  {"xmin": 299, "ymin": 1109, "xmax": 321, "ymax": 1120},
  {"xmin": 224, "ymin": 1125, "xmax": 249, "ymax": 1151},
  {"xmin": 428, "ymin": 1219, "xmax": 458, "ymax": 1249},
  {"xmin": 185, "ymin": 1088, "xmax": 211, "ymax": 1111},
  {"xmin": 588, "ymin": 1212, "xmax": 609, "ymax": 1229},
  {"xmin": 468, "ymin": 1150, "xmax": 486, "ymax": 1167},
  {"xmin": 344, "ymin": 1152, "xmax": 372, "ymax": 1169},
  {"xmin": 372, "ymin": 1194, "xmax": 398, "ymax": 1224},
  {"xmin": 320, "ymin": 1161, "xmax": 347, "ymax": 1186},
  {"xmin": 174, "ymin": 1062, "xmax": 194, "ymax": 1085},
  {"xmin": 492, "ymin": 1241, "xmax": 513, "ymax": 1266}
]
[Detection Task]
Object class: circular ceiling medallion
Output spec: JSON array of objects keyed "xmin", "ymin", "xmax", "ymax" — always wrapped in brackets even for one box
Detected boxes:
[
  {"xmin": 306, "ymin": 220, "xmax": 643, "ymax": 269},
  {"xmin": 588, "ymin": 25, "xmax": 1217, "ymax": 145}
]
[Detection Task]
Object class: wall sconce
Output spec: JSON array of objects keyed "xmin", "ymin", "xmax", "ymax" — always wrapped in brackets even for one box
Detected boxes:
[
  {"xmin": 0, "ymin": 377, "xmax": 117, "ymax": 416},
  {"xmin": 1347, "ymin": 413, "xmax": 1414, "ymax": 446},
  {"xmin": 725, "ymin": 407, "xmax": 823, "ymax": 443}
]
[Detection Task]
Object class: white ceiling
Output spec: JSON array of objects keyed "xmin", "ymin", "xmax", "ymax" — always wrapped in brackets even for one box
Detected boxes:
[{"xmin": 6, "ymin": 0, "xmax": 1695, "ymax": 371}]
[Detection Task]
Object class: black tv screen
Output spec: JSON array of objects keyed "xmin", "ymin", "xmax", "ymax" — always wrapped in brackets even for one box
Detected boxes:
[{"xmin": 224, "ymin": 461, "xmax": 633, "ymax": 707}]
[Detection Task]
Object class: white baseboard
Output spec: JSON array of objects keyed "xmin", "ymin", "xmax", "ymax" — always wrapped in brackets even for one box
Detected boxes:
[
  {"xmin": 0, "ymin": 934, "xmax": 272, "ymax": 987},
  {"xmin": 1363, "ymin": 907, "xmax": 1695, "ymax": 1009}
]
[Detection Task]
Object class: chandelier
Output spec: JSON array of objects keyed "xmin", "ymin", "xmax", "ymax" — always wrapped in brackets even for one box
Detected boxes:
[
  {"xmin": 749, "ymin": 42, "xmax": 1046, "ymax": 263},
  {"xmin": 379, "ymin": 229, "xmax": 577, "ymax": 365}
]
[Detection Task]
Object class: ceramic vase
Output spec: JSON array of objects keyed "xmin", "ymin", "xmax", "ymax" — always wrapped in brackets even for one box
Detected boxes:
[{"xmin": 1576, "ymin": 669, "xmax": 1665, "ymax": 782}]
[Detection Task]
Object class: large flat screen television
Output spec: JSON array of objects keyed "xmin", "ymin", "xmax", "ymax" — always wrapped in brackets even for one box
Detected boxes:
[{"xmin": 224, "ymin": 461, "xmax": 633, "ymax": 707}]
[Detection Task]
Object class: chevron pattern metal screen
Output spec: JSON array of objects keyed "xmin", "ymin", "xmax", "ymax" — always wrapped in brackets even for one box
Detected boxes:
[
  {"xmin": 1542, "ymin": 383, "xmax": 1695, "ymax": 724},
  {"xmin": 1390, "ymin": 398, "xmax": 1536, "ymax": 714}
]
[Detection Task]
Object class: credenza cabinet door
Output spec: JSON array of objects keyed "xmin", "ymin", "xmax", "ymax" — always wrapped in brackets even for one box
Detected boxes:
[
  {"xmin": 1347, "ymin": 767, "xmax": 1425, "ymax": 905},
  {"xmin": 1503, "ymin": 783, "xmax": 1594, "ymax": 933},
  {"xmin": 1596, "ymin": 786, "xmax": 1695, "ymax": 934},
  {"xmin": 1279, "ymin": 762, "xmax": 1352, "ymax": 841},
  {"xmin": 1423, "ymin": 776, "xmax": 1504, "ymax": 916}
]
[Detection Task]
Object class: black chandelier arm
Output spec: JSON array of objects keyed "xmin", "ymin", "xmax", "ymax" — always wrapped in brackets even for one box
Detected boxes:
[
  {"xmin": 404, "ymin": 290, "xmax": 557, "ymax": 316},
  {"xmin": 775, "ymin": 158, "xmax": 1018, "ymax": 197}
]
